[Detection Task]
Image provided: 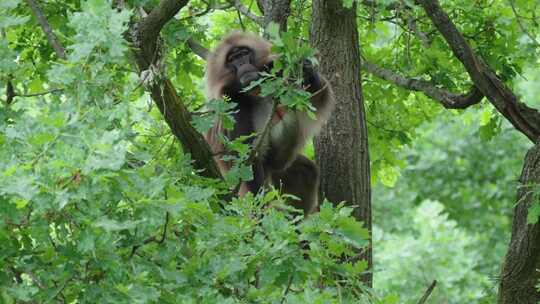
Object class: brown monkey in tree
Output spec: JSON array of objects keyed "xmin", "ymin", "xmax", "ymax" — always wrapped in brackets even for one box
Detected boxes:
[{"xmin": 204, "ymin": 32, "xmax": 334, "ymax": 215}]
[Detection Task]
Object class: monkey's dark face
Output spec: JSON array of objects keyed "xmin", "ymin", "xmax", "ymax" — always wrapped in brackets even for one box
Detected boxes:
[
  {"xmin": 224, "ymin": 46, "xmax": 276, "ymax": 98},
  {"xmin": 225, "ymin": 46, "xmax": 260, "ymax": 89}
]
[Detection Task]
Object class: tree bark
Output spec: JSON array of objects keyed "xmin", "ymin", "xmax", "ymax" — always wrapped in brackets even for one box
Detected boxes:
[
  {"xmin": 256, "ymin": 0, "xmax": 291, "ymax": 31},
  {"xmin": 499, "ymin": 145, "xmax": 540, "ymax": 304},
  {"xmin": 129, "ymin": 0, "xmax": 222, "ymax": 180},
  {"xmin": 417, "ymin": 0, "xmax": 540, "ymax": 143},
  {"xmin": 310, "ymin": 1, "xmax": 372, "ymax": 286}
]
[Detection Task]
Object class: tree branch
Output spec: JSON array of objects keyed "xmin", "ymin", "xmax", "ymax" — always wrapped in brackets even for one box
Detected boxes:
[
  {"xmin": 130, "ymin": 0, "xmax": 223, "ymax": 180},
  {"xmin": 406, "ymin": 15, "xmax": 431, "ymax": 47},
  {"xmin": 17, "ymin": 88, "xmax": 64, "ymax": 98},
  {"xmin": 135, "ymin": 0, "xmax": 189, "ymax": 69},
  {"xmin": 362, "ymin": 60, "xmax": 483, "ymax": 109},
  {"xmin": 417, "ymin": 0, "xmax": 540, "ymax": 143},
  {"xmin": 130, "ymin": 212, "xmax": 169, "ymax": 258},
  {"xmin": 417, "ymin": 280, "xmax": 437, "ymax": 304},
  {"xmin": 508, "ymin": 0, "xmax": 540, "ymax": 47},
  {"xmin": 25, "ymin": 0, "xmax": 66, "ymax": 59},
  {"xmin": 231, "ymin": 0, "xmax": 264, "ymax": 26},
  {"xmin": 257, "ymin": 0, "xmax": 291, "ymax": 31},
  {"xmin": 5, "ymin": 78, "xmax": 15, "ymax": 105},
  {"xmin": 187, "ymin": 38, "xmax": 209, "ymax": 59}
]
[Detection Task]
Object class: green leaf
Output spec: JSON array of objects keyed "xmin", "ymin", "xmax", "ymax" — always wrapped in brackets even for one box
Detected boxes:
[
  {"xmin": 527, "ymin": 203, "xmax": 540, "ymax": 224},
  {"xmin": 342, "ymin": 0, "xmax": 354, "ymax": 9},
  {"xmin": 94, "ymin": 217, "xmax": 144, "ymax": 231},
  {"xmin": 335, "ymin": 217, "xmax": 369, "ymax": 248}
]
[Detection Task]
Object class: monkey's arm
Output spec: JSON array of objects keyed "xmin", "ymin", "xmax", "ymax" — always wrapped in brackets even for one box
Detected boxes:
[
  {"xmin": 302, "ymin": 60, "xmax": 334, "ymax": 112},
  {"xmin": 263, "ymin": 63, "xmax": 334, "ymax": 171}
]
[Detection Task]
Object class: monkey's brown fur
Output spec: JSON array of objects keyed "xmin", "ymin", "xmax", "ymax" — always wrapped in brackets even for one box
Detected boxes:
[{"xmin": 204, "ymin": 31, "xmax": 334, "ymax": 215}]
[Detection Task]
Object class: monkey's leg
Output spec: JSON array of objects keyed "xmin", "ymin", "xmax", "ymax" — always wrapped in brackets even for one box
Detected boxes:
[
  {"xmin": 271, "ymin": 155, "xmax": 320, "ymax": 216},
  {"xmin": 245, "ymin": 160, "xmax": 266, "ymax": 194}
]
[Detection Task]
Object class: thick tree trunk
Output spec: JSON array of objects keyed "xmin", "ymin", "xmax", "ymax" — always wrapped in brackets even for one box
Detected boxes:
[
  {"xmin": 499, "ymin": 145, "xmax": 540, "ymax": 304},
  {"xmin": 310, "ymin": 1, "xmax": 372, "ymax": 286}
]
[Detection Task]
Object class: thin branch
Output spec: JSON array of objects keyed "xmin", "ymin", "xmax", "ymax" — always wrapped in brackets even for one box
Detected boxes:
[
  {"xmin": 25, "ymin": 0, "xmax": 66, "ymax": 59},
  {"xmin": 187, "ymin": 38, "xmax": 209, "ymax": 59},
  {"xmin": 16, "ymin": 88, "xmax": 64, "ymax": 98},
  {"xmin": 248, "ymin": 97, "xmax": 279, "ymax": 163},
  {"xmin": 28, "ymin": 270, "xmax": 46, "ymax": 290},
  {"xmin": 6, "ymin": 78, "xmax": 15, "ymax": 105},
  {"xmin": 236, "ymin": 6, "xmax": 246, "ymax": 31},
  {"xmin": 231, "ymin": 0, "xmax": 264, "ymax": 26},
  {"xmin": 129, "ymin": 211, "xmax": 169, "ymax": 258},
  {"xmin": 158, "ymin": 211, "xmax": 169, "ymax": 243},
  {"xmin": 280, "ymin": 274, "xmax": 294, "ymax": 304},
  {"xmin": 406, "ymin": 15, "xmax": 431, "ymax": 47},
  {"xmin": 362, "ymin": 60, "xmax": 483, "ymax": 109},
  {"xmin": 178, "ymin": 1, "xmax": 220, "ymax": 21},
  {"xmin": 508, "ymin": 0, "xmax": 540, "ymax": 47},
  {"xmin": 417, "ymin": 280, "xmax": 437, "ymax": 304}
]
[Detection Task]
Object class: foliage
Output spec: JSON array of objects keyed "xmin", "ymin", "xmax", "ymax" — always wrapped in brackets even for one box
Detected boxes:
[
  {"xmin": 0, "ymin": 1, "xmax": 373, "ymax": 303},
  {"xmin": 244, "ymin": 23, "xmax": 317, "ymax": 117},
  {"xmin": 537, "ymin": 277, "xmax": 540, "ymax": 303},
  {"xmin": 359, "ymin": 0, "xmax": 540, "ymax": 185},
  {"xmin": 373, "ymin": 111, "xmax": 529, "ymax": 302},
  {"xmin": 2, "ymin": 0, "xmax": 540, "ymax": 302},
  {"xmin": 374, "ymin": 200, "xmax": 491, "ymax": 303}
]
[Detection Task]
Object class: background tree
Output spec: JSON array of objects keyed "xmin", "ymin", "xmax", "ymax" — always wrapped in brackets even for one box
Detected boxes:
[
  {"xmin": 357, "ymin": 0, "xmax": 540, "ymax": 302},
  {"xmin": 310, "ymin": 0, "xmax": 372, "ymax": 285}
]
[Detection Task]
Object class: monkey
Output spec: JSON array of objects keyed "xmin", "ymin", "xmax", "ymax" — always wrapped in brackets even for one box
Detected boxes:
[{"xmin": 204, "ymin": 31, "xmax": 334, "ymax": 216}]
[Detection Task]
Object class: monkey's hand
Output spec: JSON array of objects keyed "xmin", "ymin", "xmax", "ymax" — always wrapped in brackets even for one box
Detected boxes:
[{"xmin": 302, "ymin": 59, "xmax": 321, "ymax": 93}]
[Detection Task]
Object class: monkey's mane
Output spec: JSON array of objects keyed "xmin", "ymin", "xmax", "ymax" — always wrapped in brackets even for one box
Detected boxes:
[{"xmin": 205, "ymin": 31, "xmax": 273, "ymax": 100}]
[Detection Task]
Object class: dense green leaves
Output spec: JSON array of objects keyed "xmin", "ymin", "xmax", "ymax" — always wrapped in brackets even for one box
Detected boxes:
[{"xmin": 0, "ymin": 1, "xmax": 373, "ymax": 302}]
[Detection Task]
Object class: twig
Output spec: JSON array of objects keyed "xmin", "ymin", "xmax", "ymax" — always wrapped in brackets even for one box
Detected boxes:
[
  {"xmin": 232, "ymin": 0, "xmax": 264, "ymax": 26},
  {"xmin": 50, "ymin": 276, "xmax": 72, "ymax": 303},
  {"xmin": 158, "ymin": 211, "xmax": 169, "ymax": 243},
  {"xmin": 508, "ymin": 0, "xmax": 540, "ymax": 47},
  {"xmin": 248, "ymin": 97, "xmax": 279, "ymax": 163},
  {"xmin": 178, "ymin": 2, "xmax": 213, "ymax": 21},
  {"xmin": 280, "ymin": 273, "xmax": 294, "ymax": 304},
  {"xmin": 236, "ymin": 6, "xmax": 246, "ymax": 31},
  {"xmin": 6, "ymin": 77, "xmax": 15, "ymax": 105},
  {"xmin": 417, "ymin": 280, "xmax": 437, "ymax": 304},
  {"xmin": 17, "ymin": 88, "xmax": 64, "ymax": 98},
  {"xmin": 129, "ymin": 211, "xmax": 170, "ymax": 258},
  {"xmin": 405, "ymin": 12, "xmax": 431, "ymax": 47},
  {"xmin": 25, "ymin": 0, "xmax": 66, "ymax": 59},
  {"xmin": 28, "ymin": 270, "xmax": 46, "ymax": 290}
]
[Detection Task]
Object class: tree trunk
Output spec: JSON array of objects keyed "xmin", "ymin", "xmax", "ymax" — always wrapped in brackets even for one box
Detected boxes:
[
  {"xmin": 499, "ymin": 145, "xmax": 540, "ymax": 304},
  {"xmin": 310, "ymin": 1, "xmax": 372, "ymax": 286},
  {"xmin": 257, "ymin": 0, "xmax": 291, "ymax": 31}
]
